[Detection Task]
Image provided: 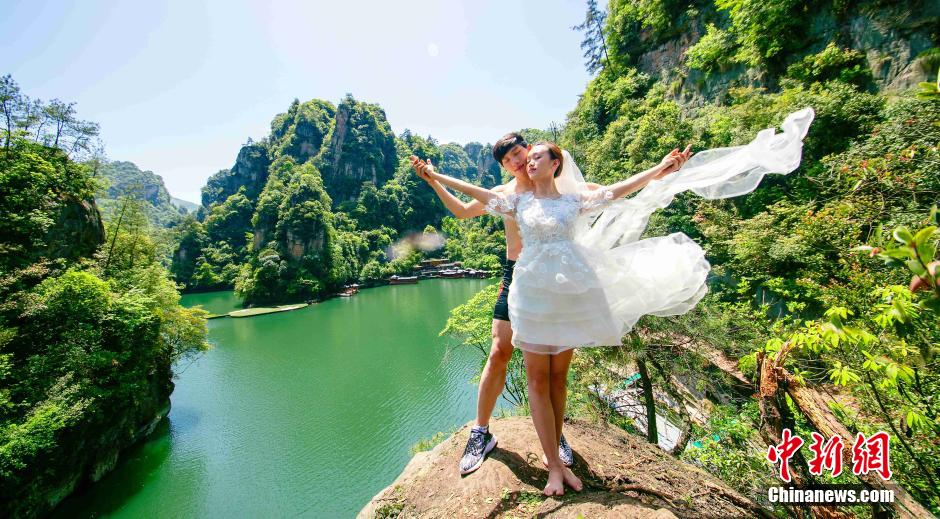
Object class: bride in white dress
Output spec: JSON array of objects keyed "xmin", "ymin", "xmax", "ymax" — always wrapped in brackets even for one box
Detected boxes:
[{"xmin": 415, "ymin": 107, "xmax": 815, "ymax": 495}]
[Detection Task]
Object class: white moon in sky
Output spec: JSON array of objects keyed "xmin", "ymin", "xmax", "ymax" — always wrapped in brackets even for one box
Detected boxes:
[{"xmin": 427, "ymin": 43, "xmax": 439, "ymax": 57}]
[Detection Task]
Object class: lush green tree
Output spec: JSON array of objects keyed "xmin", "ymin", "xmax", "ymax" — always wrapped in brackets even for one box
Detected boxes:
[
  {"xmin": 785, "ymin": 42, "xmax": 874, "ymax": 90},
  {"xmin": 237, "ymin": 162, "xmax": 339, "ymax": 304},
  {"xmin": 441, "ymin": 283, "xmax": 528, "ymax": 408},
  {"xmin": 270, "ymin": 98, "xmax": 335, "ymax": 163},
  {"xmin": 714, "ymin": 0, "xmax": 809, "ymax": 68},
  {"xmin": 317, "ymin": 94, "xmax": 398, "ymax": 204},
  {"xmin": 684, "ymin": 23, "xmax": 738, "ymax": 73},
  {"xmin": 0, "ymin": 139, "xmax": 101, "ymax": 271},
  {"xmin": 441, "ymin": 216, "xmax": 505, "ymax": 272},
  {"xmin": 0, "ymin": 74, "xmax": 100, "ymax": 158}
]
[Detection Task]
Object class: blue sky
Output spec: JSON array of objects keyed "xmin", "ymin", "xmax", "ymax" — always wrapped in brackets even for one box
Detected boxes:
[{"xmin": 2, "ymin": 0, "xmax": 594, "ymax": 203}]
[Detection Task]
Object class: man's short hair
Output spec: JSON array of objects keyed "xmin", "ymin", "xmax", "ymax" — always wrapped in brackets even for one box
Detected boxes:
[{"xmin": 493, "ymin": 132, "xmax": 528, "ymax": 164}]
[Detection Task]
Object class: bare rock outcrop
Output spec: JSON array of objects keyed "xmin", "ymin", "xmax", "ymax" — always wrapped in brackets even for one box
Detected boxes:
[{"xmin": 360, "ymin": 417, "xmax": 769, "ymax": 519}]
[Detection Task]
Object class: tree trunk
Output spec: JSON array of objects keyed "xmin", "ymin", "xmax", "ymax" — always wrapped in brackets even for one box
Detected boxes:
[
  {"xmin": 756, "ymin": 349, "xmax": 858, "ymax": 519},
  {"xmin": 637, "ymin": 358, "xmax": 658, "ymax": 445},
  {"xmin": 104, "ymin": 198, "xmax": 127, "ymax": 272},
  {"xmin": 757, "ymin": 344, "xmax": 931, "ymax": 519}
]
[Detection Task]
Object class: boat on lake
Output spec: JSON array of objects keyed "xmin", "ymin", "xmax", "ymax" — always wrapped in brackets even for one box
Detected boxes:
[
  {"xmin": 389, "ymin": 275, "xmax": 419, "ymax": 285},
  {"xmin": 339, "ymin": 284, "xmax": 360, "ymax": 297}
]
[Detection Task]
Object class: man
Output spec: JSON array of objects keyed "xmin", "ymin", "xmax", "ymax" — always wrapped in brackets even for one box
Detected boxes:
[
  {"xmin": 410, "ymin": 133, "xmax": 591, "ymax": 474},
  {"xmin": 412, "ymin": 135, "xmax": 691, "ymax": 475}
]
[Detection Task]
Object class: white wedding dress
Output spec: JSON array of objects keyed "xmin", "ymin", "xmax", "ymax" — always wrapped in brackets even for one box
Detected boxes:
[{"xmin": 485, "ymin": 107, "xmax": 816, "ymax": 355}]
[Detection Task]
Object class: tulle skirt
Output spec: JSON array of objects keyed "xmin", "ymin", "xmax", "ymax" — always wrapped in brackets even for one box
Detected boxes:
[{"xmin": 507, "ymin": 234, "xmax": 710, "ymax": 355}]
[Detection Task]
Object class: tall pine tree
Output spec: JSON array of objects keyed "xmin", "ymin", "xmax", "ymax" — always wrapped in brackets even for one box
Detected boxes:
[{"xmin": 572, "ymin": 0, "xmax": 611, "ymax": 75}]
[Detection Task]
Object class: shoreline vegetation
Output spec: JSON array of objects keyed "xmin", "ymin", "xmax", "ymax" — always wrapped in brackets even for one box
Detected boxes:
[
  {"xmin": 195, "ymin": 257, "xmax": 496, "ymax": 318},
  {"xmin": 202, "ymin": 271, "xmax": 498, "ymax": 319},
  {"xmin": 0, "ymin": 76, "xmax": 209, "ymax": 517}
]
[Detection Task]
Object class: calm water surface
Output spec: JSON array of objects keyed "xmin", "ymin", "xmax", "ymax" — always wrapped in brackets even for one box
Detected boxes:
[{"xmin": 53, "ymin": 279, "xmax": 499, "ymax": 517}]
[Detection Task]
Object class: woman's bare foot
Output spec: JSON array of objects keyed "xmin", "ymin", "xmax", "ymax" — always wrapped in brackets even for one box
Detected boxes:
[
  {"xmin": 543, "ymin": 467, "xmax": 565, "ymax": 496},
  {"xmin": 562, "ymin": 467, "xmax": 583, "ymax": 491}
]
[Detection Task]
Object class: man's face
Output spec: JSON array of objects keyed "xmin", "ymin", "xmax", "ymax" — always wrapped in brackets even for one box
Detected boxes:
[{"xmin": 500, "ymin": 144, "xmax": 530, "ymax": 178}]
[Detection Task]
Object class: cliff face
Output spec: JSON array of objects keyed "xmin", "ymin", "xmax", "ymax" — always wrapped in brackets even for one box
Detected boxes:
[
  {"xmin": 201, "ymin": 142, "xmax": 272, "ymax": 208},
  {"xmin": 45, "ymin": 196, "xmax": 107, "ymax": 265},
  {"xmin": 270, "ymin": 98, "xmax": 335, "ymax": 165},
  {"xmin": 360, "ymin": 417, "xmax": 768, "ymax": 518},
  {"xmin": 462, "ymin": 142, "xmax": 502, "ymax": 188},
  {"xmin": 630, "ymin": 2, "xmax": 939, "ymax": 107},
  {"xmin": 317, "ymin": 95, "xmax": 398, "ymax": 204},
  {"xmin": 436, "ymin": 142, "xmax": 503, "ymax": 188}
]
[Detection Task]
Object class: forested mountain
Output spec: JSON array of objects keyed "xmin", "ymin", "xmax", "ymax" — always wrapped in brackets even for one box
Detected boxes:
[
  {"xmin": 170, "ymin": 196, "xmax": 199, "ymax": 213},
  {"xmin": 96, "ymin": 160, "xmax": 187, "ymax": 227},
  {"xmin": 171, "ymin": 94, "xmax": 506, "ymax": 303},
  {"xmin": 2, "ymin": 0, "xmax": 938, "ymax": 515}
]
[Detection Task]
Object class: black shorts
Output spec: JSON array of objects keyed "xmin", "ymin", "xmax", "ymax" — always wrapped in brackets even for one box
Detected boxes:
[{"xmin": 492, "ymin": 259, "xmax": 515, "ymax": 322}]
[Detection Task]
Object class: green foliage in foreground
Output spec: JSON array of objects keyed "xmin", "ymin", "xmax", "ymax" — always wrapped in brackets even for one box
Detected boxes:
[
  {"xmin": 409, "ymin": 429, "xmax": 456, "ymax": 456},
  {"xmin": 441, "ymin": 215, "xmax": 505, "ymax": 272},
  {"xmin": 440, "ymin": 283, "xmax": 528, "ymax": 409}
]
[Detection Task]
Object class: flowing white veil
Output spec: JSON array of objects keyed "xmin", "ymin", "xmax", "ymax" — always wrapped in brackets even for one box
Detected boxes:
[
  {"xmin": 558, "ymin": 107, "xmax": 815, "ymax": 251},
  {"xmin": 555, "ymin": 149, "xmax": 589, "ymax": 195}
]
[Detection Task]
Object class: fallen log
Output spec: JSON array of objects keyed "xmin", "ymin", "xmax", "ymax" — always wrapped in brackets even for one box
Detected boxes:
[{"xmin": 676, "ymin": 336, "xmax": 933, "ymax": 518}]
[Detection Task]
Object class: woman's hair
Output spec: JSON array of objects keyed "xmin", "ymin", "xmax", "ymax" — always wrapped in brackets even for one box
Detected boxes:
[
  {"xmin": 492, "ymin": 132, "xmax": 528, "ymax": 163},
  {"xmin": 532, "ymin": 141, "xmax": 564, "ymax": 177}
]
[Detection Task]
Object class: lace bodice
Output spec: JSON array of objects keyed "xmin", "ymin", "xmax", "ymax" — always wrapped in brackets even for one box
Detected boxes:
[{"xmin": 485, "ymin": 189, "xmax": 614, "ymax": 246}]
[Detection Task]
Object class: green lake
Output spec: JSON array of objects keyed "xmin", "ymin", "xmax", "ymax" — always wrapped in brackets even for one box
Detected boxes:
[{"xmin": 53, "ymin": 279, "xmax": 499, "ymax": 517}]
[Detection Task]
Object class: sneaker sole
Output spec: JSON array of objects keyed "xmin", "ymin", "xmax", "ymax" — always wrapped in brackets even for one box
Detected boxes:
[{"xmin": 459, "ymin": 436, "xmax": 498, "ymax": 475}]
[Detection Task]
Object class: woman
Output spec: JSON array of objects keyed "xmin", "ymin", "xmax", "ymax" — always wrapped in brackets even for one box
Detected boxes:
[
  {"xmin": 416, "ymin": 143, "xmax": 689, "ymax": 494},
  {"xmin": 413, "ymin": 108, "xmax": 815, "ymax": 496}
]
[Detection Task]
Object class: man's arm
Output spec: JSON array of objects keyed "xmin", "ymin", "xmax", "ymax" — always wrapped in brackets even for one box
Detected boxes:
[{"xmin": 410, "ymin": 155, "xmax": 503, "ymax": 219}]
